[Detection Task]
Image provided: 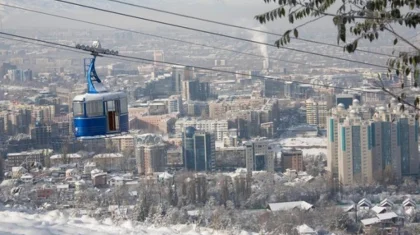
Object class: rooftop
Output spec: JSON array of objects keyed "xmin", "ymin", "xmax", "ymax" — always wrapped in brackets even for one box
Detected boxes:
[
  {"xmin": 93, "ymin": 153, "xmax": 124, "ymax": 158},
  {"xmin": 267, "ymin": 201, "xmax": 313, "ymax": 212},
  {"xmin": 7, "ymin": 149, "xmax": 53, "ymax": 157},
  {"xmin": 50, "ymin": 154, "xmax": 82, "ymax": 159}
]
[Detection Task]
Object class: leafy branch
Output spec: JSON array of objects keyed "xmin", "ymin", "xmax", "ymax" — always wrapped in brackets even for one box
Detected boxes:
[{"xmin": 256, "ymin": 0, "xmax": 420, "ymax": 111}]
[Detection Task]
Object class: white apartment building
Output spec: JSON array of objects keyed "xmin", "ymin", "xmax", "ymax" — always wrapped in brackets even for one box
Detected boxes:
[{"xmin": 175, "ymin": 118, "xmax": 228, "ymax": 141}]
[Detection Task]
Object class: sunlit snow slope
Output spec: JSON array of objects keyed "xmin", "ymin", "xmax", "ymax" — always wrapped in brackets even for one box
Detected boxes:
[{"xmin": 0, "ymin": 209, "xmax": 254, "ymax": 235}]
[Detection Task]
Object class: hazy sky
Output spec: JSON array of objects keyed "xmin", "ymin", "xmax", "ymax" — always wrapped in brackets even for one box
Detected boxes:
[
  {"xmin": 1, "ymin": 0, "xmax": 414, "ymax": 50},
  {"xmin": 1, "ymin": 0, "xmax": 333, "ymax": 32}
]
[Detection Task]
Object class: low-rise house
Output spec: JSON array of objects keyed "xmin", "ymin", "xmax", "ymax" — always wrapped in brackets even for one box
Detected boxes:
[
  {"xmin": 361, "ymin": 212, "xmax": 404, "ymax": 234},
  {"xmin": 65, "ymin": 169, "xmax": 79, "ymax": 180},
  {"xmin": 12, "ymin": 167, "xmax": 26, "ymax": 179},
  {"xmin": 56, "ymin": 184, "xmax": 70, "ymax": 192},
  {"xmin": 358, "ymin": 198, "xmax": 372, "ymax": 211},
  {"xmin": 56, "ymin": 184, "xmax": 74, "ymax": 201},
  {"xmin": 295, "ymin": 224, "xmax": 317, "ymax": 235},
  {"xmin": 75, "ymin": 180, "xmax": 86, "ymax": 192},
  {"xmin": 108, "ymin": 176, "xmax": 125, "ymax": 187},
  {"xmin": 92, "ymin": 172, "xmax": 107, "ymax": 187},
  {"xmin": 84, "ymin": 162, "xmax": 96, "ymax": 174},
  {"xmin": 36, "ymin": 185, "xmax": 54, "ymax": 199},
  {"xmin": 379, "ymin": 198, "xmax": 395, "ymax": 209},
  {"xmin": 20, "ymin": 173, "xmax": 33, "ymax": 184},
  {"xmin": 402, "ymin": 198, "xmax": 416, "ymax": 211},
  {"xmin": 371, "ymin": 205, "xmax": 388, "ymax": 214},
  {"xmin": 267, "ymin": 201, "xmax": 314, "ymax": 212}
]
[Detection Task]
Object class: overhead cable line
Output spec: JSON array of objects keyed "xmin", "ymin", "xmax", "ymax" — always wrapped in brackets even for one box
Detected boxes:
[
  {"xmin": 0, "ymin": 3, "xmax": 311, "ymax": 67},
  {"xmin": 104, "ymin": 0, "xmax": 393, "ymax": 58},
  {"xmin": 53, "ymin": 0, "xmax": 390, "ymax": 69},
  {"xmin": 0, "ymin": 31, "xmax": 390, "ymax": 94},
  {"xmin": 0, "ymin": 35, "xmax": 90, "ymax": 55},
  {"xmin": 0, "ymin": 33, "xmax": 160, "ymax": 67}
]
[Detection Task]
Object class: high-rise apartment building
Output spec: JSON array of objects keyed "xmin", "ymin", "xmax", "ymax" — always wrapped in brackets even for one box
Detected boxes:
[
  {"xmin": 30, "ymin": 122, "xmax": 53, "ymax": 148},
  {"xmin": 172, "ymin": 66, "xmax": 185, "ymax": 94},
  {"xmin": 6, "ymin": 108, "xmax": 32, "ymax": 135},
  {"xmin": 181, "ymin": 80, "xmax": 210, "ymax": 101},
  {"xmin": 337, "ymin": 111, "xmax": 374, "ymax": 185},
  {"xmin": 280, "ymin": 148, "xmax": 304, "ymax": 172},
  {"xmin": 371, "ymin": 106, "xmax": 419, "ymax": 179},
  {"xmin": 0, "ymin": 62, "xmax": 17, "ymax": 78},
  {"xmin": 305, "ymin": 97, "xmax": 333, "ymax": 129},
  {"xmin": 6, "ymin": 69, "xmax": 32, "ymax": 82},
  {"xmin": 245, "ymin": 140, "xmax": 274, "ymax": 175},
  {"xmin": 153, "ymin": 50, "xmax": 164, "ymax": 67},
  {"xmin": 327, "ymin": 100, "xmax": 419, "ymax": 185},
  {"xmin": 264, "ymin": 79, "xmax": 284, "ymax": 98},
  {"xmin": 135, "ymin": 134, "xmax": 167, "ymax": 175},
  {"xmin": 182, "ymin": 127, "xmax": 215, "ymax": 172},
  {"xmin": 168, "ymin": 95, "xmax": 183, "ymax": 114}
]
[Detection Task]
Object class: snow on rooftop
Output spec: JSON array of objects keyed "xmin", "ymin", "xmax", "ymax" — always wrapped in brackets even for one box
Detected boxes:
[
  {"xmin": 50, "ymin": 154, "xmax": 82, "ymax": 159},
  {"xmin": 267, "ymin": 201, "xmax": 313, "ymax": 212},
  {"xmin": 93, "ymin": 153, "xmax": 123, "ymax": 158},
  {"xmin": 377, "ymin": 212, "xmax": 398, "ymax": 220},
  {"xmin": 361, "ymin": 217, "xmax": 380, "ymax": 226},
  {"xmin": 296, "ymin": 224, "xmax": 316, "ymax": 234},
  {"xmin": 371, "ymin": 206, "xmax": 387, "ymax": 214},
  {"xmin": 12, "ymin": 167, "xmax": 25, "ymax": 172},
  {"xmin": 158, "ymin": 172, "xmax": 173, "ymax": 180}
]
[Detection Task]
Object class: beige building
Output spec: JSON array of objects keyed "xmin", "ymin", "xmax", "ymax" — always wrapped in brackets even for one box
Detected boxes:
[
  {"xmin": 327, "ymin": 99, "xmax": 372, "ymax": 178},
  {"xmin": 137, "ymin": 114, "xmax": 177, "ymax": 134},
  {"xmin": 7, "ymin": 149, "xmax": 52, "ymax": 170},
  {"xmin": 135, "ymin": 134, "xmax": 167, "ymax": 175},
  {"xmin": 209, "ymin": 96, "xmax": 266, "ymax": 119},
  {"xmin": 50, "ymin": 153, "xmax": 82, "ymax": 166},
  {"xmin": 280, "ymin": 148, "xmax": 304, "ymax": 172},
  {"xmin": 93, "ymin": 153, "xmax": 126, "ymax": 172},
  {"xmin": 106, "ymin": 134, "xmax": 135, "ymax": 153},
  {"xmin": 305, "ymin": 98, "xmax": 332, "ymax": 129},
  {"xmin": 136, "ymin": 144, "xmax": 167, "ymax": 175},
  {"xmin": 337, "ymin": 112, "xmax": 373, "ymax": 185},
  {"xmin": 328, "ymin": 99, "xmax": 419, "ymax": 185}
]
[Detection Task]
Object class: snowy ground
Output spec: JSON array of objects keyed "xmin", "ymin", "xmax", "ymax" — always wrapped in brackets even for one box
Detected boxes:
[
  {"xmin": 0, "ymin": 209, "xmax": 255, "ymax": 235},
  {"xmin": 301, "ymin": 148, "xmax": 327, "ymax": 157},
  {"xmin": 278, "ymin": 137, "xmax": 327, "ymax": 147},
  {"xmin": 273, "ymin": 137, "xmax": 327, "ymax": 158}
]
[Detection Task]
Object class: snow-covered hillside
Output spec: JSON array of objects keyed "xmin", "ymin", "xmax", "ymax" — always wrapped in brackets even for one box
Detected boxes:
[{"xmin": 0, "ymin": 209, "xmax": 255, "ymax": 235}]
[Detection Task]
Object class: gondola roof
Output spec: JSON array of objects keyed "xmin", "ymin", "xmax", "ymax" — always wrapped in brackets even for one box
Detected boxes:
[{"xmin": 73, "ymin": 91, "xmax": 127, "ymax": 102}]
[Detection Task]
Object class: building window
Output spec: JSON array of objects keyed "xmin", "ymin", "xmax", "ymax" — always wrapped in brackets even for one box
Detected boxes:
[
  {"xmin": 86, "ymin": 101, "xmax": 103, "ymax": 117},
  {"xmin": 120, "ymin": 98, "xmax": 128, "ymax": 114},
  {"xmin": 73, "ymin": 102, "xmax": 84, "ymax": 117}
]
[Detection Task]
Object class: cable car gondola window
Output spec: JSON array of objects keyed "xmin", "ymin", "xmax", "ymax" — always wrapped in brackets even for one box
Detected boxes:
[
  {"xmin": 73, "ymin": 102, "xmax": 84, "ymax": 117},
  {"xmin": 120, "ymin": 98, "xmax": 128, "ymax": 114},
  {"xmin": 86, "ymin": 100, "xmax": 104, "ymax": 117}
]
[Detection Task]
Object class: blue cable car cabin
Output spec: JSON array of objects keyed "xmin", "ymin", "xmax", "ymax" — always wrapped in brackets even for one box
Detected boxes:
[{"xmin": 73, "ymin": 52, "xmax": 128, "ymax": 138}]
